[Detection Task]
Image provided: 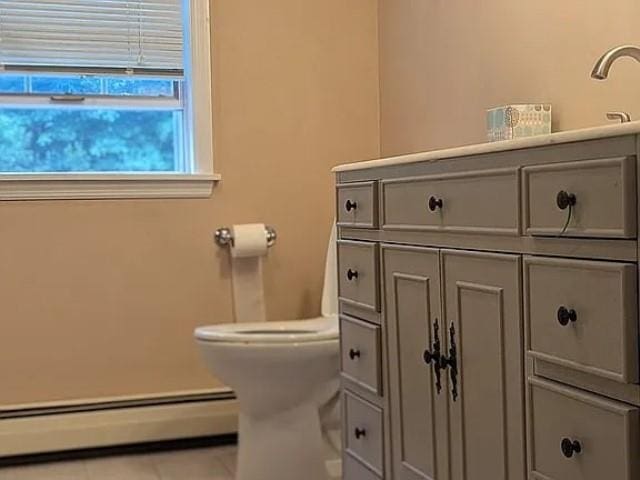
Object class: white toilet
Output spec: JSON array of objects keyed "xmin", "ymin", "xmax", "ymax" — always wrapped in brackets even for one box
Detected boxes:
[{"xmin": 194, "ymin": 227, "xmax": 340, "ymax": 480}]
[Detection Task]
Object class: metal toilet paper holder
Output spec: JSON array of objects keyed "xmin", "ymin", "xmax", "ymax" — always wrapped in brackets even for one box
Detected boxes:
[{"xmin": 214, "ymin": 226, "xmax": 277, "ymax": 248}]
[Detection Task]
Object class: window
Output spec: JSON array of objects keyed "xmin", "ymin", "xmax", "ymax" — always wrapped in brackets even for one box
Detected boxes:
[{"xmin": 0, "ymin": 0, "xmax": 216, "ymax": 199}]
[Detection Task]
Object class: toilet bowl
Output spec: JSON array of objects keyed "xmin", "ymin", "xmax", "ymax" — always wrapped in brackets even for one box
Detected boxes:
[{"xmin": 194, "ymin": 226, "xmax": 340, "ymax": 480}]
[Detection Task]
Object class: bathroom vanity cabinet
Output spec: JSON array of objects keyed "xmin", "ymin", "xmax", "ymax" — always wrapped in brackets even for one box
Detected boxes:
[{"xmin": 334, "ymin": 124, "xmax": 640, "ymax": 480}]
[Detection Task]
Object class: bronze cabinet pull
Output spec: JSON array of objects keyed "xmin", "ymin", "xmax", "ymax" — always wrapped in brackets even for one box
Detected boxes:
[
  {"xmin": 556, "ymin": 190, "xmax": 576, "ymax": 210},
  {"xmin": 557, "ymin": 306, "xmax": 578, "ymax": 326},
  {"xmin": 428, "ymin": 196, "xmax": 443, "ymax": 212},
  {"xmin": 440, "ymin": 323, "xmax": 459, "ymax": 402},
  {"xmin": 423, "ymin": 319, "xmax": 443, "ymax": 394},
  {"xmin": 561, "ymin": 438, "xmax": 582, "ymax": 458}
]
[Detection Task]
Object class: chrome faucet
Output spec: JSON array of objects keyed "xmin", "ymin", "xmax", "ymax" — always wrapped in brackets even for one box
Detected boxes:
[
  {"xmin": 606, "ymin": 111, "xmax": 632, "ymax": 123},
  {"xmin": 591, "ymin": 45, "xmax": 640, "ymax": 80},
  {"xmin": 591, "ymin": 45, "xmax": 639, "ymax": 123}
]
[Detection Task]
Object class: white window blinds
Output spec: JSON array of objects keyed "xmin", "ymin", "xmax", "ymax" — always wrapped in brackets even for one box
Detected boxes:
[{"xmin": 0, "ymin": 0, "xmax": 184, "ymax": 75}]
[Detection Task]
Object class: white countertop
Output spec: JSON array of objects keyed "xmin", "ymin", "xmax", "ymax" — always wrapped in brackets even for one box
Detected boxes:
[{"xmin": 333, "ymin": 121, "xmax": 640, "ymax": 173}]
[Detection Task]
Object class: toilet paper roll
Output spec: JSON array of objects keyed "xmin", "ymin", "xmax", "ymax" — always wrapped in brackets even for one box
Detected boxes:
[
  {"xmin": 230, "ymin": 223, "xmax": 269, "ymax": 258},
  {"xmin": 230, "ymin": 224, "xmax": 268, "ymax": 323}
]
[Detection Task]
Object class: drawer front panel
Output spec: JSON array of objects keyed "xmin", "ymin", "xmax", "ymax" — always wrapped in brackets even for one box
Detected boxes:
[
  {"xmin": 529, "ymin": 377, "xmax": 639, "ymax": 480},
  {"xmin": 338, "ymin": 241, "xmax": 380, "ymax": 313},
  {"xmin": 343, "ymin": 453, "xmax": 381, "ymax": 480},
  {"xmin": 344, "ymin": 390, "xmax": 384, "ymax": 476},
  {"xmin": 341, "ymin": 316, "xmax": 382, "ymax": 395},
  {"xmin": 381, "ymin": 167, "xmax": 520, "ymax": 235},
  {"xmin": 523, "ymin": 157, "xmax": 637, "ymax": 238},
  {"xmin": 524, "ymin": 256, "xmax": 638, "ymax": 383},
  {"xmin": 337, "ymin": 181, "xmax": 378, "ymax": 229}
]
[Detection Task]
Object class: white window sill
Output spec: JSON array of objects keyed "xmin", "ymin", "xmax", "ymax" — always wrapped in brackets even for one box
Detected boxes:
[{"xmin": 0, "ymin": 173, "xmax": 221, "ymax": 200}]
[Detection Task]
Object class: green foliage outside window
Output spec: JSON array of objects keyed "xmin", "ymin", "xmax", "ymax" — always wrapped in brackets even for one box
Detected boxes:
[{"xmin": 0, "ymin": 109, "xmax": 181, "ymax": 172}]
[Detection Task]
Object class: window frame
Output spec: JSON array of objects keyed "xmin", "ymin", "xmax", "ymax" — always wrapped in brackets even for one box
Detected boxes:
[
  {"xmin": 0, "ymin": 75, "xmax": 183, "ymax": 104},
  {"xmin": 0, "ymin": 0, "xmax": 218, "ymax": 201}
]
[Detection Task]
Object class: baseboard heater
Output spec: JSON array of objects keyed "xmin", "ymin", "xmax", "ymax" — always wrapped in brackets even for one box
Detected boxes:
[{"xmin": 0, "ymin": 389, "xmax": 238, "ymax": 458}]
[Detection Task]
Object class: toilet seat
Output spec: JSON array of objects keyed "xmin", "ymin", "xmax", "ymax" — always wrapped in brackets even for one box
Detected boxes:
[{"xmin": 194, "ymin": 315, "xmax": 339, "ymax": 344}]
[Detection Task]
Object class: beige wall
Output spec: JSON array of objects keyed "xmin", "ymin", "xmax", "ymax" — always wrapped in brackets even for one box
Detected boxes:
[
  {"xmin": 13, "ymin": 0, "xmax": 631, "ymax": 408},
  {"xmin": 0, "ymin": 0, "xmax": 380, "ymax": 406},
  {"xmin": 379, "ymin": 0, "xmax": 640, "ymax": 156}
]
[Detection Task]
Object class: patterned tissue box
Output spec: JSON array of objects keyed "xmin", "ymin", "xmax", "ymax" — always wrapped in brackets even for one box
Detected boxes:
[{"xmin": 487, "ymin": 104, "xmax": 552, "ymax": 142}]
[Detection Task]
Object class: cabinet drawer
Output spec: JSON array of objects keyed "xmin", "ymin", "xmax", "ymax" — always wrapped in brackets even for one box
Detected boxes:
[
  {"xmin": 381, "ymin": 167, "xmax": 520, "ymax": 235},
  {"xmin": 522, "ymin": 157, "xmax": 637, "ymax": 238},
  {"xmin": 528, "ymin": 377, "xmax": 639, "ymax": 480},
  {"xmin": 337, "ymin": 181, "xmax": 378, "ymax": 229},
  {"xmin": 341, "ymin": 316, "xmax": 382, "ymax": 395},
  {"xmin": 338, "ymin": 241, "xmax": 380, "ymax": 313},
  {"xmin": 524, "ymin": 256, "xmax": 638, "ymax": 383},
  {"xmin": 344, "ymin": 390, "xmax": 384, "ymax": 476}
]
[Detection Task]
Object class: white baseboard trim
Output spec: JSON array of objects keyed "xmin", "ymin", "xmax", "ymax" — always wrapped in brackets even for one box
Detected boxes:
[{"xmin": 0, "ymin": 397, "xmax": 238, "ymax": 457}]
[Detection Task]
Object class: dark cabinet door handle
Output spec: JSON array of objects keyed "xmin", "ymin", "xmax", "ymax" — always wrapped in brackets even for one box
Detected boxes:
[
  {"xmin": 345, "ymin": 200, "xmax": 358, "ymax": 212},
  {"xmin": 557, "ymin": 306, "xmax": 577, "ymax": 326},
  {"xmin": 556, "ymin": 191, "xmax": 577, "ymax": 210},
  {"xmin": 423, "ymin": 349, "xmax": 436, "ymax": 365},
  {"xmin": 440, "ymin": 322, "xmax": 459, "ymax": 401},
  {"xmin": 347, "ymin": 269, "xmax": 359, "ymax": 281},
  {"xmin": 428, "ymin": 196, "xmax": 443, "ymax": 212},
  {"xmin": 561, "ymin": 438, "xmax": 582, "ymax": 458},
  {"xmin": 354, "ymin": 428, "xmax": 366, "ymax": 439},
  {"xmin": 349, "ymin": 348, "xmax": 361, "ymax": 360},
  {"xmin": 423, "ymin": 319, "xmax": 443, "ymax": 394}
]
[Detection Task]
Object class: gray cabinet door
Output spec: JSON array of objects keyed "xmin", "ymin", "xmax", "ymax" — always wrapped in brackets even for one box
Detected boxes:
[
  {"xmin": 441, "ymin": 250, "xmax": 525, "ymax": 480},
  {"xmin": 383, "ymin": 245, "xmax": 448, "ymax": 480}
]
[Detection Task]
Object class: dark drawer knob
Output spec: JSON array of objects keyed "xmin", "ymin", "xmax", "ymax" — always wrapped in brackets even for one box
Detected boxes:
[
  {"xmin": 561, "ymin": 438, "xmax": 582, "ymax": 458},
  {"xmin": 556, "ymin": 190, "xmax": 577, "ymax": 210},
  {"xmin": 354, "ymin": 428, "xmax": 366, "ymax": 439},
  {"xmin": 349, "ymin": 348, "xmax": 361, "ymax": 360},
  {"xmin": 345, "ymin": 200, "xmax": 358, "ymax": 212},
  {"xmin": 347, "ymin": 269, "xmax": 359, "ymax": 281},
  {"xmin": 557, "ymin": 306, "xmax": 577, "ymax": 326},
  {"xmin": 428, "ymin": 196, "xmax": 443, "ymax": 212}
]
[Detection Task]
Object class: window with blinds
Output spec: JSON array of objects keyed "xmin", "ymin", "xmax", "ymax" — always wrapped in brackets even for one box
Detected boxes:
[
  {"xmin": 0, "ymin": 0, "xmax": 192, "ymax": 174},
  {"xmin": 0, "ymin": 0, "xmax": 184, "ymax": 75}
]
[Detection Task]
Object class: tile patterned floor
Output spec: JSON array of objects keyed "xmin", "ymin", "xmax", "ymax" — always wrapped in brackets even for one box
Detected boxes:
[{"xmin": 0, "ymin": 445, "xmax": 237, "ymax": 480}]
